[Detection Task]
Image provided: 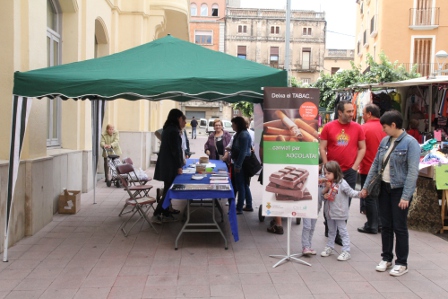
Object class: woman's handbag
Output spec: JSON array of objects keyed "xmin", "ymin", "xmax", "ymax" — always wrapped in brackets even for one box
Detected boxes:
[
  {"xmin": 365, "ymin": 139, "xmax": 399, "ymax": 198},
  {"xmin": 366, "ymin": 173, "xmax": 382, "ymax": 197},
  {"xmin": 243, "ymin": 150, "xmax": 262, "ymax": 177}
]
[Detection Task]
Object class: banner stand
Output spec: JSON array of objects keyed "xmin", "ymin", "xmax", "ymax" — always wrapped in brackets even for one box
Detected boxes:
[{"xmin": 269, "ymin": 218, "xmax": 311, "ymax": 268}]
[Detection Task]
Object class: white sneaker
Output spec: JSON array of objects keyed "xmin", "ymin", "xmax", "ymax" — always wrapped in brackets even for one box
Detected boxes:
[
  {"xmin": 375, "ymin": 260, "xmax": 393, "ymax": 272},
  {"xmin": 389, "ymin": 265, "xmax": 408, "ymax": 277},
  {"xmin": 337, "ymin": 251, "xmax": 351, "ymax": 261},
  {"xmin": 321, "ymin": 246, "xmax": 333, "ymax": 257}
]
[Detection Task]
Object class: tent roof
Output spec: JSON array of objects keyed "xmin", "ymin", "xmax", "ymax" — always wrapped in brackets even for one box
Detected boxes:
[
  {"xmin": 13, "ymin": 35, "xmax": 286, "ymax": 103},
  {"xmin": 355, "ymin": 76, "xmax": 448, "ymax": 89}
]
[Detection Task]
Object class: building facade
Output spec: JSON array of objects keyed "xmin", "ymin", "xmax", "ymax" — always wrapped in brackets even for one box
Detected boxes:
[
  {"xmin": 354, "ymin": 0, "xmax": 448, "ymax": 76},
  {"xmin": 323, "ymin": 49, "xmax": 355, "ymax": 75},
  {"xmin": 0, "ymin": 0, "xmax": 189, "ymax": 250},
  {"xmin": 225, "ymin": 8, "xmax": 326, "ymax": 84}
]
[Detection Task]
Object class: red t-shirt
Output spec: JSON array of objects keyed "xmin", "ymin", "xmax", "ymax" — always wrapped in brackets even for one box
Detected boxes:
[
  {"xmin": 321, "ymin": 120, "xmax": 365, "ymax": 171},
  {"xmin": 359, "ymin": 119, "xmax": 386, "ymax": 175},
  {"xmin": 407, "ymin": 129, "xmax": 422, "ymax": 143}
]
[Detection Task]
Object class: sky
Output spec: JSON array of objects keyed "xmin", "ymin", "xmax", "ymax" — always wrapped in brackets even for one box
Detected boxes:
[{"xmin": 240, "ymin": 0, "xmax": 356, "ymax": 49}]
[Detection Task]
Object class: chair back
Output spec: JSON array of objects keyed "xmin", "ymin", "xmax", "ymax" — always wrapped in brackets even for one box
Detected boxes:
[{"xmin": 122, "ymin": 157, "xmax": 133, "ymax": 165}]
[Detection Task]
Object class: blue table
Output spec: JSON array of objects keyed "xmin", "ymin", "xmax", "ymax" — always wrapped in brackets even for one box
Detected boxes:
[{"xmin": 163, "ymin": 159, "xmax": 239, "ymax": 249}]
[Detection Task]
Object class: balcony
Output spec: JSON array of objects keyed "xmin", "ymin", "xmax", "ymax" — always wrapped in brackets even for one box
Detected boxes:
[{"xmin": 409, "ymin": 8, "xmax": 439, "ymax": 30}]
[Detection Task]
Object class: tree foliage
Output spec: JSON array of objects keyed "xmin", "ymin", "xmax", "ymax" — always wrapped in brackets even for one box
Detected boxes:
[
  {"xmin": 231, "ymin": 101, "xmax": 253, "ymax": 117},
  {"xmin": 306, "ymin": 51, "xmax": 420, "ymax": 110}
]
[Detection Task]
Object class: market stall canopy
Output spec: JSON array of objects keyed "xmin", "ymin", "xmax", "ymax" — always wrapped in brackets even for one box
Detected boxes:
[
  {"xmin": 13, "ymin": 35, "xmax": 286, "ymax": 103},
  {"xmin": 354, "ymin": 76, "xmax": 448, "ymax": 89}
]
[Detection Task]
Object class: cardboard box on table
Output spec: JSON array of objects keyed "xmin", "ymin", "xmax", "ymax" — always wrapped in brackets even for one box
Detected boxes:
[{"xmin": 58, "ymin": 190, "xmax": 81, "ymax": 214}]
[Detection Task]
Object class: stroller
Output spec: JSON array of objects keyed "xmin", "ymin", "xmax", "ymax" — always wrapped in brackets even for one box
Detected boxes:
[{"xmin": 104, "ymin": 147, "xmax": 124, "ymax": 187}]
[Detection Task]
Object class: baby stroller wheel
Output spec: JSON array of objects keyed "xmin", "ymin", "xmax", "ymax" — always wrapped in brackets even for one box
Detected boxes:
[
  {"xmin": 106, "ymin": 180, "xmax": 112, "ymax": 187},
  {"xmin": 115, "ymin": 180, "xmax": 120, "ymax": 188},
  {"xmin": 296, "ymin": 218, "xmax": 301, "ymax": 225},
  {"xmin": 258, "ymin": 204, "xmax": 265, "ymax": 222}
]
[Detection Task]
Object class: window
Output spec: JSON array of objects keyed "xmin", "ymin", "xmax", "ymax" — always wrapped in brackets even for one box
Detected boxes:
[
  {"xmin": 201, "ymin": 4, "xmax": 208, "ymax": 16},
  {"xmin": 270, "ymin": 26, "xmax": 280, "ymax": 34},
  {"xmin": 191, "ymin": 4, "xmax": 197, "ymax": 16},
  {"xmin": 363, "ymin": 30, "xmax": 367, "ymax": 45},
  {"xmin": 357, "ymin": 40, "xmax": 361, "ymax": 54},
  {"xmin": 302, "ymin": 47, "xmax": 311, "ymax": 70},
  {"xmin": 194, "ymin": 30, "xmax": 212, "ymax": 45},
  {"xmin": 47, "ymin": 0, "xmax": 61, "ymax": 147},
  {"xmin": 413, "ymin": 37, "xmax": 432, "ymax": 76},
  {"xmin": 302, "ymin": 27, "xmax": 312, "ymax": 35},
  {"xmin": 211, "ymin": 4, "xmax": 219, "ymax": 16},
  {"xmin": 238, "ymin": 25, "xmax": 247, "ymax": 33},
  {"xmin": 370, "ymin": 15, "xmax": 378, "ymax": 36},
  {"xmin": 237, "ymin": 46, "xmax": 247, "ymax": 59},
  {"xmin": 331, "ymin": 67, "xmax": 340, "ymax": 75},
  {"xmin": 270, "ymin": 47, "xmax": 279, "ymax": 67},
  {"xmin": 302, "ymin": 78, "xmax": 311, "ymax": 84}
]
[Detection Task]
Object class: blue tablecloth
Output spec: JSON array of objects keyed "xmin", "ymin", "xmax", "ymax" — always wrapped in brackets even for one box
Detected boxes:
[{"xmin": 163, "ymin": 159, "xmax": 239, "ymax": 242}]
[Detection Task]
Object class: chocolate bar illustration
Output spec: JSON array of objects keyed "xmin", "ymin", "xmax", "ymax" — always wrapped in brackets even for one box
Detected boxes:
[
  {"xmin": 276, "ymin": 189, "xmax": 312, "ymax": 201},
  {"xmin": 269, "ymin": 166, "xmax": 309, "ymax": 189},
  {"xmin": 266, "ymin": 182, "xmax": 306, "ymax": 198}
]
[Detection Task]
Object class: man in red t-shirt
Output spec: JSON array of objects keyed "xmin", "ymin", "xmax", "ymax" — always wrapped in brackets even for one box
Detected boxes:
[
  {"xmin": 358, "ymin": 103, "xmax": 386, "ymax": 234},
  {"xmin": 320, "ymin": 100, "xmax": 366, "ymax": 191}
]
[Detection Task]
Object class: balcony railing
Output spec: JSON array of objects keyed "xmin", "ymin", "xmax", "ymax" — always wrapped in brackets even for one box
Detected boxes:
[{"xmin": 409, "ymin": 8, "xmax": 439, "ymax": 28}]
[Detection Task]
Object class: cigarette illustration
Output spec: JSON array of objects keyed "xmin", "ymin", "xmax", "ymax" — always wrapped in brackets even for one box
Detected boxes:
[
  {"xmin": 275, "ymin": 110, "xmax": 303, "ymax": 139},
  {"xmin": 263, "ymin": 110, "xmax": 319, "ymax": 143}
]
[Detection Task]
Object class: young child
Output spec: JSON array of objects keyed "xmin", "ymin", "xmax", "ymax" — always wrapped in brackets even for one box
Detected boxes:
[
  {"xmin": 321, "ymin": 160, "xmax": 362, "ymax": 261},
  {"xmin": 301, "ymin": 156, "xmax": 324, "ymax": 255}
]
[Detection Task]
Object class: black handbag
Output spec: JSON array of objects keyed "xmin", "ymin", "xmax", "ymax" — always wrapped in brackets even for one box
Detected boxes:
[
  {"xmin": 366, "ymin": 139, "xmax": 399, "ymax": 197},
  {"xmin": 243, "ymin": 151, "xmax": 262, "ymax": 177}
]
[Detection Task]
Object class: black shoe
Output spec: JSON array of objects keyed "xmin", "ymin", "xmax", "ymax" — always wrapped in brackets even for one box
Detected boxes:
[
  {"xmin": 335, "ymin": 235, "xmax": 343, "ymax": 246},
  {"xmin": 236, "ymin": 210, "xmax": 243, "ymax": 215},
  {"xmin": 243, "ymin": 206, "xmax": 254, "ymax": 212},
  {"xmin": 267, "ymin": 225, "xmax": 284, "ymax": 235},
  {"xmin": 357, "ymin": 227, "xmax": 378, "ymax": 234}
]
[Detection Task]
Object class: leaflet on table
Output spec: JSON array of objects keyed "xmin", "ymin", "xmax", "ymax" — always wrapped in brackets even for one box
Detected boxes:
[{"xmin": 262, "ymin": 87, "xmax": 320, "ymax": 219}]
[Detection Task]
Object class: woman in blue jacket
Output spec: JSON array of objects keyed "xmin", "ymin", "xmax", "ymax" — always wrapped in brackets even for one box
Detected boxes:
[
  {"xmin": 362, "ymin": 110, "xmax": 420, "ymax": 277},
  {"xmin": 230, "ymin": 116, "xmax": 253, "ymax": 214}
]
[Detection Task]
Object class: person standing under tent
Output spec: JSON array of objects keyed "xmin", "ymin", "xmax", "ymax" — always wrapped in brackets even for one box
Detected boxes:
[{"xmin": 153, "ymin": 109, "xmax": 185, "ymax": 220}]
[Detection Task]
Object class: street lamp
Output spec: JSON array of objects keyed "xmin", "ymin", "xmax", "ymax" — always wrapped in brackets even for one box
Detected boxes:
[{"xmin": 435, "ymin": 50, "xmax": 448, "ymax": 76}]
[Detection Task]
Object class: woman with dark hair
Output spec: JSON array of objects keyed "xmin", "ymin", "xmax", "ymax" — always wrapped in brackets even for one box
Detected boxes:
[
  {"xmin": 153, "ymin": 108, "xmax": 185, "ymax": 219},
  {"xmin": 362, "ymin": 110, "xmax": 420, "ymax": 276},
  {"xmin": 230, "ymin": 116, "xmax": 253, "ymax": 214}
]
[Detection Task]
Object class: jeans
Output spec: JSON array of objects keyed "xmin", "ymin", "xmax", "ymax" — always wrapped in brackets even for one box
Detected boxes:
[
  {"xmin": 378, "ymin": 181, "xmax": 409, "ymax": 266},
  {"xmin": 234, "ymin": 166, "xmax": 252, "ymax": 211},
  {"xmin": 360, "ymin": 174, "xmax": 381, "ymax": 232},
  {"xmin": 192, "ymin": 127, "xmax": 197, "ymax": 139},
  {"xmin": 302, "ymin": 218, "xmax": 317, "ymax": 249}
]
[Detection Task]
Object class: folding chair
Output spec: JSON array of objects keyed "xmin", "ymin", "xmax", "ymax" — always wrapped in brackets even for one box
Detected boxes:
[
  {"xmin": 122, "ymin": 157, "xmax": 151, "ymax": 186},
  {"xmin": 116, "ymin": 164, "xmax": 158, "ymax": 236}
]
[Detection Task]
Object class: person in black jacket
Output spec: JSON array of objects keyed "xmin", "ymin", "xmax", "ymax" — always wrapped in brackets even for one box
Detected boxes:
[{"xmin": 153, "ymin": 108, "xmax": 185, "ymax": 218}]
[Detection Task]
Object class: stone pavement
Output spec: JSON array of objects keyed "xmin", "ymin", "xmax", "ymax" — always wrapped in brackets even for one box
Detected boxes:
[{"xmin": 1, "ymin": 135, "xmax": 448, "ymax": 299}]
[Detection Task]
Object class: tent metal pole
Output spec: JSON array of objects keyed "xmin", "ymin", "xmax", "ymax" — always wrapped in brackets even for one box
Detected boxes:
[
  {"xmin": 285, "ymin": 0, "xmax": 291, "ymax": 87},
  {"xmin": 429, "ymin": 84, "xmax": 432, "ymax": 132}
]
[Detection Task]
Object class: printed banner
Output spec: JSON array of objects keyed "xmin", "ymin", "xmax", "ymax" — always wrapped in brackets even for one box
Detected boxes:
[{"xmin": 262, "ymin": 87, "xmax": 320, "ymax": 218}]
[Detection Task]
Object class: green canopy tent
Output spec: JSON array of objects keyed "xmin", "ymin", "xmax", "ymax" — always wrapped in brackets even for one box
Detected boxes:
[{"xmin": 5, "ymin": 35, "xmax": 286, "ymax": 261}]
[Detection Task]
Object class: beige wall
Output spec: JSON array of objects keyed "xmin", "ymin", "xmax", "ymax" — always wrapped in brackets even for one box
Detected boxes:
[
  {"xmin": 355, "ymin": 0, "xmax": 448, "ymax": 75},
  {"xmin": 0, "ymin": 0, "xmax": 189, "ymax": 251},
  {"xmin": 323, "ymin": 49, "xmax": 355, "ymax": 75}
]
